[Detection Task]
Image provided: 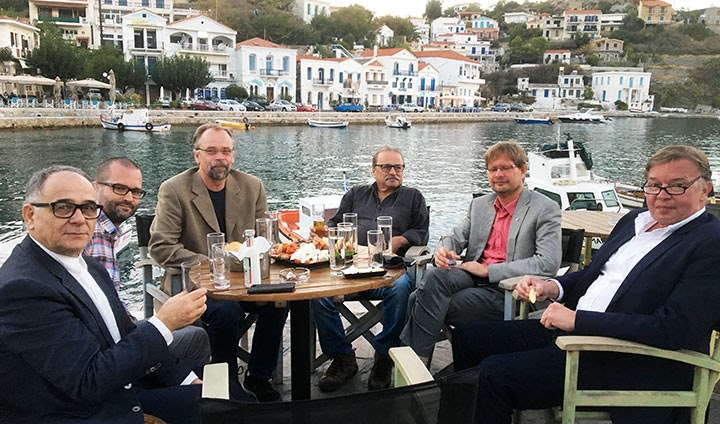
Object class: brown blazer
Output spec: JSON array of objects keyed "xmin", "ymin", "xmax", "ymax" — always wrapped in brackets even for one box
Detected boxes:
[{"xmin": 149, "ymin": 167, "xmax": 267, "ymax": 271}]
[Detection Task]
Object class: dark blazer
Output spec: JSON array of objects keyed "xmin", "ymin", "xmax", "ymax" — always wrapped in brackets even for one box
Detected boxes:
[
  {"xmin": 0, "ymin": 237, "xmax": 180, "ymax": 423},
  {"xmin": 558, "ymin": 208, "xmax": 720, "ymax": 354}
]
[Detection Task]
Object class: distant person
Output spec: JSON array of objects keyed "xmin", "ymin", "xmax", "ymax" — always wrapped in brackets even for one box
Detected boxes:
[
  {"xmin": 401, "ymin": 141, "xmax": 562, "ymax": 361},
  {"xmin": 452, "ymin": 145, "xmax": 720, "ymax": 424},
  {"xmin": 242, "ymin": 114, "xmax": 250, "ymax": 130},
  {"xmin": 0, "ymin": 165, "xmax": 239, "ymax": 423},
  {"xmin": 84, "ymin": 157, "xmax": 211, "ymax": 367},
  {"xmin": 149, "ymin": 123, "xmax": 287, "ymax": 402},
  {"xmin": 313, "ymin": 146, "xmax": 429, "ymax": 392}
]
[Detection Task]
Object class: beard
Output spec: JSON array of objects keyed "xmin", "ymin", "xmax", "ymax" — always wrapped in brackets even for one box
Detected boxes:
[
  {"xmin": 104, "ymin": 199, "xmax": 138, "ymax": 226},
  {"xmin": 208, "ymin": 161, "xmax": 230, "ymax": 180}
]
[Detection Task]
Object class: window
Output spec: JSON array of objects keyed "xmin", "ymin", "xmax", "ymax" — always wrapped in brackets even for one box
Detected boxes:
[
  {"xmin": 265, "ymin": 55, "xmax": 272, "ymax": 74},
  {"xmin": 640, "ymin": 77, "xmax": 644, "ymax": 86},
  {"xmin": 134, "ymin": 30, "xmax": 144, "ymax": 48},
  {"xmin": 420, "ymin": 77, "xmax": 425, "ymax": 90},
  {"xmin": 617, "ymin": 90, "xmax": 621, "ymax": 100},
  {"xmin": 142, "ymin": 0, "xmax": 148, "ymax": 6},
  {"xmin": 339, "ymin": 72, "xmax": 344, "ymax": 83},
  {"xmin": 629, "ymin": 77, "xmax": 634, "ymax": 88},
  {"xmin": 156, "ymin": 0, "xmax": 164, "ymax": 7},
  {"xmin": 118, "ymin": 0, "xmax": 126, "ymax": 5},
  {"xmin": 329, "ymin": 69, "xmax": 334, "ymax": 80},
  {"xmin": 146, "ymin": 30, "xmax": 156, "ymax": 49},
  {"xmin": 393, "ymin": 63, "xmax": 399, "ymax": 75},
  {"xmin": 282, "ymin": 56, "xmax": 289, "ymax": 72},
  {"xmin": 147, "ymin": 56, "xmax": 157, "ymax": 73},
  {"xmin": 544, "ymin": 89, "xmax": 549, "ymax": 98},
  {"xmin": 533, "ymin": 188, "xmax": 562, "ymax": 208},
  {"xmin": 602, "ymin": 190, "xmax": 620, "ymax": 208},
  {"xmin": 619, "ymin": 76, "xmax": 623, "ymax": 85},
  {"xmin": 306, "ymin": 67, "xmax": 312, "ymax": 80},
  {"xmin": 249, "ymin": 54, "xmax": 256, "ymax": 71}
]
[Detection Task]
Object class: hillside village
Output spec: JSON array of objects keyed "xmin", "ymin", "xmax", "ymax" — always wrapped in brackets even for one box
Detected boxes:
[{"xmin": 0, "ymin": 0, "xmax": 718, "ymax": 112}]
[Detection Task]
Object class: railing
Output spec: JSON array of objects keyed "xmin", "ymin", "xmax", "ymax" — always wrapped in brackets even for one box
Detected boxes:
[
  {"xmin": 38, "ymin": 16, "xmax": 83, "ymax": 24},
  {"xmin": 393, "ymin": 70, "xmax": 418, "ymax": 76},
  {"xmin": 366, "ymin": 80, "xmax": 388, "ymax": 85},
  {"xmin": 260, "ymin": 69, "xmax": 290, "ymax": 77},
  {"xmin": 312, "ymin": 78, "xmax": 334, "ymax": 85},
  {"xmin": 211, "ymin": 71, "xmax": 228, "ymax": 78}
]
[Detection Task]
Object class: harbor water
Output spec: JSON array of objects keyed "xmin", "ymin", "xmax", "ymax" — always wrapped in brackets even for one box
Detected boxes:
[{"xmin": 1, "ymin": 117, "xmax": 719, "ymax": 308}]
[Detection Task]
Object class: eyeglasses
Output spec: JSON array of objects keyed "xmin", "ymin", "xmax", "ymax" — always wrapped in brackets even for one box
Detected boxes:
[
  {"xmin": 642, "ymin": 176, "xmax": 703, "ymax": 196},
  {"xmin": 375, "ymin": 164, "xmax": 405, "ymax": 173},
  {"xmin": 195, "ymin": 147, "xmax": 234, "ymax": 156},
  {"xmin": 487, "ymin": 164, "xmax": 517, "ymax": 174},
  {"xmin": 97, "ymin": 182, "xmax": 146, "ymax": 199},
  {"xmin": 30, "ymin": 201, "xmax": 103, "ymax": 219}
]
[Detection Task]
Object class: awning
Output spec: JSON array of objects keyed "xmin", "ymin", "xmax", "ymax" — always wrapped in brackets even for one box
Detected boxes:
[{"xmin": 66, "ymin": 78, "xmax": 111, "ymax": 89}]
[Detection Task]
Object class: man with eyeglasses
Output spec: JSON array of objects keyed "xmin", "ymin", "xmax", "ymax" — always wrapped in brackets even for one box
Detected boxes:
[
  {"xmin": 149, "ymin": 123, "xmax": 288, "ymax": 402},
  {"xmin": 0, "ymin": 165, "xmax": 229, "ymax": 422},
  {"xmin": 401, "ymin": 141, "xmax": 562, "ymax": 362},
  {"xmin": 452, "ymin": 145, "xmax": 720, "ymax": 424},
  {"xmin": 313, "ymin": 146, "xmax": 429, "ymax": 392},
  {"xmin": 84, "ymin": 157, "xmax": 211, "ymax": 370}
]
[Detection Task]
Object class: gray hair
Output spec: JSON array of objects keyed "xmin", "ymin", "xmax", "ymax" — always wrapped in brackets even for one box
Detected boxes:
[
  {"xmin": 372, "ymin": 146, "xmax": 404, "ymax": 167},
  {"xmin": 25, "ymin": 165, "xmax": 90, "ymax": 203},
  {"xmin": 192, "ymin": 123, "xmax": 233, "ymax": 149}
]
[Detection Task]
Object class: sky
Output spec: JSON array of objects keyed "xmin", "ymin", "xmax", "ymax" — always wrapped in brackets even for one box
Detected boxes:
[{"xmin": 331, "ymin": 0, "xmax": 720, "ymax": 18}]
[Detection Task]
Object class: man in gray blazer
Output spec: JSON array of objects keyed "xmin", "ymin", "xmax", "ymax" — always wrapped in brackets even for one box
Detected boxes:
[
  {"xmin": 401, "ymin": 141, "xmax": 562, "ymax": 359},
  {"xmin": 149, "ymin": 123, "xmax": 288, "ymax": 402}
]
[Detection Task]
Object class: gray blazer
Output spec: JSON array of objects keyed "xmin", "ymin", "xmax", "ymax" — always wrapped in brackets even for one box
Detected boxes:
[
  {"xmin": 452, "ymin": 189, "xmax": 562, "ymax": 282},
  {"xmin": 149, "ymin": 167, "xmax": 267, "ymax": 270}
]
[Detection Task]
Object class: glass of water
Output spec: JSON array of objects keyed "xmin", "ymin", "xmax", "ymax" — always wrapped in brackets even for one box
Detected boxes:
[
  {"xmin": 439, "ymin": 234, "xmax": 459, "ymax": 267},
  {"xmin": 210, "ymin": 242, "xmax": 231, "ymax": 290},
  {"xmin": 367, "ymin": 229, "xmax": 384, "ymax": 268},
  {"xmin": 328, "ymin": 227, "xmax": 347, "ymax": 275},
  {"xmin": 206, "ymin": 232, "xmax": 225, "ymax": 257},
  {"xmin": 377, "ymin": 216, "xmax": 393, "ymax": 255},
  {"xmin": 181, "ymin": 259, "xmax": 202, "ymax": 292},
  {"xmin": 337, "ymin": 222, "xmax": 355, "ymax": 264}
]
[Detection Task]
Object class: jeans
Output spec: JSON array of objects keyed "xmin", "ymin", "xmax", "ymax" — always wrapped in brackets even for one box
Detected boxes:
[
  {"xmin": 312, "ymin": 272, "xmax": 413, "ymax": 356},
  {"xmin": 203, "ymin": 297, "xmax": 288, "ymax": 381}
]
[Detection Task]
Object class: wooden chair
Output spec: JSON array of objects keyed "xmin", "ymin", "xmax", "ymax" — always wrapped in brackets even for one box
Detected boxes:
[{"xmin": 557, "ymin": 334, "xmax": 720, "ymax": 423}]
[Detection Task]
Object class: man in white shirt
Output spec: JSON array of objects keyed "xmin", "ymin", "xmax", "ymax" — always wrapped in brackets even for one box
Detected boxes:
[
  {"xmin": 0, "ymin": 165, "xmax": 222, "ymax": 423},
  {"xmin": 452, "ymin": 146, "xmax": 720, "ymax": 424}
]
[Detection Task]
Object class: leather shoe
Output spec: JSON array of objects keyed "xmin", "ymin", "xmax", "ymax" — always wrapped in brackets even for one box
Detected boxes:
[
  {"xmin": 318, "ymin": 352, "xmax": 358, "ymax": 392},
  {"xmin": 368, "ymin": 351, "xmax": 394, "ymax": 390}
]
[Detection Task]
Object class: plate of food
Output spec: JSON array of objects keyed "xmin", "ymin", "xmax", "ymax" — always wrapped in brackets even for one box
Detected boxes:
[
  {"xmin": 341, "ymin": 266, "xmax": 387, "ymax": 279},
  {"xmin": 271, "ymin": 239, "xmax": 330, "ymax": 267}
]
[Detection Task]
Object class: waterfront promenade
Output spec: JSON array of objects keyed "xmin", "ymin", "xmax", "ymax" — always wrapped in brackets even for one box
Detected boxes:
[{"xmin": 0, "ymin": 107, "xmax": 711, "ymax": 129}]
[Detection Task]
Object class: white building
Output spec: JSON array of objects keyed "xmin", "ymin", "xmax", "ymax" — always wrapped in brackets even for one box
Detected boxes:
[
  {"xmin": 430, "ymin": 17, "xmax": 465, "ymax": 41},
  {"xmin": 503, "ymin": 12, "xmax": 536, "ymax": 24},
  {"xmin": 589, "ymin": 38, "xmax": 624, "ymax": 62},
  {"xmin": 376, "ymin": 25, "xmax": 394, "ymax": 47},
  {"xmin": 564, "ymin": 9, "xmax": 601, "ymax": 40},
  {"xmin": 235, "ymin": 37, "xmax": 296, "ymax": 102},
  {"xmin": 517, "ymin": 68, "xmax": 585, "ymax": 110},
  {"xmin": 358, "ymin": 47, "xmax": 419, "ymax": 106},
  {"xmin": 467, "ymin": 16, "xmax": 499, "ymax": 40},
  {"xmin": 527, "ymin": 13, "xmax": 565, "ymax": 41},
  {"xmin": 410, "ymin": 17, "xmax": 430, "ymax": 47},
  {"xmin": 360, "ymin": 58, "xmax": 389, "ymax": 109},
  {"xmin": 592, "ymin": 69, "xmax": 653, "ymax": 111},
  {"xmin": 600, "ymin": 13, "xmax": 626, "ymax": 35},
  {"xmin": 0, "ymin": 17, "xmax": 39, "ymax": 73},
  {"xmin": 414, "ymin": 50, "xmax": 484, "ymax": 108},
  {"xmin": 425, "ymin": 32, "xmax": 496, "ymax": 72},
  {"xmin": 416, "ymin": 62, "xmax": 440, "ymax": 109},
  {"xmin": 292, "ymin": 0, "xmax": 330, "ymax": 24},
  {"xmin": 544, "ymin": 49, "xmax": 571, "ymax": 64}
]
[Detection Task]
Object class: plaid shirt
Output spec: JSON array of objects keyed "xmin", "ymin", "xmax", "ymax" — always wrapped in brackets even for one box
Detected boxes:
[{"xmin": 83, "ymin": 211, "xmax": 122, "ymax": 293}]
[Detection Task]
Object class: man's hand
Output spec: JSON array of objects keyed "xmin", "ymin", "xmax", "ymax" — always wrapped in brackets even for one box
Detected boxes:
[
  {"xmin": 391, "ymin": 235, "xmax": 409, "ymax": 255},
  {"xmin": 540, "ymin": 302, "xmax": 576, "ymax": 331},
  {"xmin": 155, "ymin": 288, "xmax": 208, "ymax": 332},
  {"xmin": 435, "ymin": 247, "xmax": 461, "ymax": 271},
  {"xmin": 458, "ymin": 261, "xmax": 488, "ymax": 278},
  {"xmin": 516, "ymin": 276, "xmax": 559, "ymax": 303}
]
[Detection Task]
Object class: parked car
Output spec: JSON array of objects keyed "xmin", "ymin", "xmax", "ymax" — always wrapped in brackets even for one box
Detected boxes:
[
  {"xmin": 190, "ymin": 99, "xmax": 221, "ymax": 111},
  {"xmin": 490, "ymin": 103, "xmax": 511, "ymax": 112},
  {"xmin": 242, "ymin": 100, "xmax": 264, "ymax": 111},
  {"xmin": 334, "ymin": 103, "xmax": 364, "ymax": 112},
  {"xmin": 180, "ymin": 97, "xmax": 193, "ymax": 108},
  {"xmin": 158, "ymin": 96, "xmax": 171, "ymax": 108},
  {"xmin": 398, "ymin": 103, "xmax": 425, "ymax": 113},
  {"xmin": 510, "ymin": 103, "xmax": 534, "ymax": 112},
  {"xmin": 268, "ymin": 99, "xmax": 297, "ymax": 112},
  {"xmin": 249, "ymin": 97, "xmax": 270, "ymax": 109},
  {"xmin": 295, "ymin": 103, "xmax": 316, "ymax": 112},
  {"xmin": 217, "ymin": 99, "xmax": 247, "ymax": 111}
]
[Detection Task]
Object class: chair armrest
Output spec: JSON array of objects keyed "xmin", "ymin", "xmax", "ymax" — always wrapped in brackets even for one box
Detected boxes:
[
  {"xmin": 404, "ymin": 245, "xmax": 430, "ymax": 259},
  {"xmin": 135, "ymin": 258, "xmax": 157, "ymax": 269},
  {"xmin": 202, "ymin": 363, "xmax": 229, "ymax": 400},
  {"xmin": 498, "ymin": 275, "xmax": 549, "ymax": 291},
  {"xmin": 556, "ymin": 336, "xmax": 720, "ymax": 372},
  {"xmin": 389, "ymin": 346, "xmax": 433, "ymax": 387}
]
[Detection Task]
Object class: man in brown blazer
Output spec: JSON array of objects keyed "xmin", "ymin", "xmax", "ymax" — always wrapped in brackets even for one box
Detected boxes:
[{"xmin": 149, "ymin": 123, "xmax": 288, "ymax": 402}]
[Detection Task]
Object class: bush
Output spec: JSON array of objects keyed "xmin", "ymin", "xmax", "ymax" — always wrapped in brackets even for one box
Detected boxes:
[
  {"xmin": 614, "ymin": 100, "xmax": 628, "ymax": 110},
  {"xmin": 577, "ymin": 102, "xmax": 602, "ymax": 110}
]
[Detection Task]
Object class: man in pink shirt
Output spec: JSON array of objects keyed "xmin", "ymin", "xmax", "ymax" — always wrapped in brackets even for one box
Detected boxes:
[{"xmin": 401, "ymin": 141, "xmax": 562, "ymax": 360}]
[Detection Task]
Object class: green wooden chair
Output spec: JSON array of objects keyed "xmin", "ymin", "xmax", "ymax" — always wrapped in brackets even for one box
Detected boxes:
[{"xmin": 556, "ymin": 334, "xmax": 720, "ymax": 423}]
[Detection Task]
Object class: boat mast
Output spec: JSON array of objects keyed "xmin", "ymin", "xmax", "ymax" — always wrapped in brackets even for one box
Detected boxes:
[{"xmin": 566, "ymin": 132, "xmax": 578, "ymax": 181}]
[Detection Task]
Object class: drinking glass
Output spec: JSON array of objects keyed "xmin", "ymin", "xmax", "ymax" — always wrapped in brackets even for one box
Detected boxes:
[
  {"xmin": 206, "ymin": 232, "xmax": 225, "ymax": 257},
  {"xmin": 328, "ymin": 227, "xmax": 347, "ymax": 275},
  {"xmin": 342, "ymin": 213, "xmax": 359, "ymax": 259},
  {"xmin": 210, "ymin": 242, "xmax": 231, "ymax": 289},
  {"xmin": 439, "ymin": 234, "xmax": 459, "ymax": 267},
  {"xmin": 255, "ymin": 217, "xmax": 274, "ymax": 244},
  {"xmin": 337, "ymin": 222, "xmax": 355, "ymax": 264},
  {"xmin": 377, "ymin": 216, "xmax": 393, "ymax": 255},
  {"xmin": 265, "ymin": 211, "xmax": 280, "ymax": 246},
  {"xmin": 181, "ymin": 259, "xmax": 202, "ymax": 292},
  {"xmin": 312, "ymin": 203, "xmax": 327, "ymax": 237},
  {"xmin": 367, "ymin": 229, "xmax": 384, "ymax": 268}
]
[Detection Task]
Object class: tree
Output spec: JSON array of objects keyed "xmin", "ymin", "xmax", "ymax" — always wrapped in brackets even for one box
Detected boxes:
[
  {"xmin": 424, "ymin": 0, "xmax": 442, "ymax": 22},
  {"xmin": 26, "ymin": 23, "xmax": 85, "ymax": 80},
  {"xmin": 85, "ymin": 46, "xmax": 146, "ymax": 92},
  {"xmin": 0, "ymin": 47, "xmax": 12, "ymax": 61},
  {"xmin": 317, "ymin": 5, "xmax": 377, "ymax": 48},
  {"xmin": 442, "ymin": 7, "xmax": 456, "ymax": 17},
  {"xmin": 225, "ymin": 83, "xmax": 248, "ymax": 99},
  {"xmin": 151, "ymin": 55, "xmax": 212, "ymax": 99},
  {"xmin": 375, "ymin": 16, "xmax": 418, "ymax": 44}
]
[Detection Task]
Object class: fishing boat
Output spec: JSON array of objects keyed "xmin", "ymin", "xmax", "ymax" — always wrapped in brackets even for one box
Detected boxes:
[
  {"xmin": 308, "ymin": 119, "xmax": 349, "ymax": 128},
  {"xmin": 100, "ymin": 108, "xmax": 171, "ymax": 132},
  {"xmin": 514, "ymin": 116, "xmax": 554, "ymax": 125},
  {"xmin": 557, "ymin": 109, "xmax": 610, "ymax": 124},
  {"xmin": 526, "ymin": 132, "xmax": 625, "ymax": 213},
  {"xmin": 216, "ymin": 119, "xmax": 255, "ymax": 130},
  {"xmin": 614, "ymin": 183, "xmax": 646, "ymax": 209},
  {"xmin": 385, "ymin": 113, "xmax": 411, "ymax": 129}
]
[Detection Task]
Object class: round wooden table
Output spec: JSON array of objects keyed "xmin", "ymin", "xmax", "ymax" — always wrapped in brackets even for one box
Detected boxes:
[{"xmin": 195, "ymin": 262, "xmax": 403, "ymax": 400}]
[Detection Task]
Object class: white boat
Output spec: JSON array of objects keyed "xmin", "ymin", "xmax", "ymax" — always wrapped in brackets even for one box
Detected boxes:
[
  {"xmin": 308, "ymin": 119, "xmax": 348, "ymax": 128},
  {"xmin": 526, "ymin": 133, "xmax": 625, "ymax": 213},
  {"xmin": 557, "ymin": 109, "xmax": 610, "ymax": 124},
  {"xmin": 614, "ymin": 183, "xmax": 646, "ymax": 209},
  {"xmin": 100, "ymin": 108, "xmax": 171, "ymax": 132},
  {"xmin": 385, "ymin": 113, "xmax": 411, "ymax": 129},
  {"xmin": 514, "ymin": 116, "xmax": 553, "ymax": 125}
]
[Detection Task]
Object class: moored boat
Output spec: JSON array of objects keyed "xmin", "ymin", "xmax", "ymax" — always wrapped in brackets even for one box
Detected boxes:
[
  {"xmin": 308, "ymin": 119, "xmax": 349, "ymax": 128},
  {"xmin": 385, "ymin": 113, "xmax": 411, "ymax": 129},
  {"xmin": 514, "ymin": 116, "xmax": 554, "ymax": 125},
  {"xmin": 557, "ymin": 109, "xmax": 610, "ymax": 124},
  {"xmin": 614, "ymin": 183, "xmax": 646, "ymax": 209},
  {"xmin": 100, "ymin": 108, "xmax": 171, "ymax": 132},
  {"xmin": 216, "ymin": 119, "xmax": 255, "ymax": 130}
]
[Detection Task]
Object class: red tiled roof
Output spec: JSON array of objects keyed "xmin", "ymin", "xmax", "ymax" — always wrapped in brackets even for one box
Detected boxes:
[
  {"xmin": 565, "ymin": 9, "xmax": 602, "ymax": 15},
  {"xmin": 236, "ymin": 37, "xmax": 285, "ymax": 48},
  {"xmin": 365, "ymin": 59, "xmax": 384, "ymax": 67},
  {"xmin": 358, "ymin": 48, "xmax": 404, "ymax": 57},
  {"xmin": 414, "ymin": 49, "xmax": 476, "ymax": 64},
  {"xmin": 545, "ymin": 49, "xmax": 571, "ymax": 53},
  {"xmin": 639, "ymin": 0, "xmax": 671, "ymax": 6}
]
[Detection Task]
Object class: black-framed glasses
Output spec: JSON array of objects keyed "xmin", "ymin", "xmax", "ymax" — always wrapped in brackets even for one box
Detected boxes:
[
  {"xmin": 97, "ymin": 182, "xmax": 146, "ymax": 199},
  {"xmin": 30, "ymin": 201, "xmax": 103, "ymax": 219},
  {"xmin": 641, "ymin": 175, "xmax": 703, "ymax": 196},
  {"xmin": 195, "ymin": 147, "xmax": 234, "ymax": 156},
  {"xmin": 375, "ymin": 164, "xmax": 405, "ymax": 173}
]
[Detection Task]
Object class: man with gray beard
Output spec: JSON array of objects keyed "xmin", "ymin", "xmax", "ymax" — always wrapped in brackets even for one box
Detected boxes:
[{"xmin": 150, "ymin": 123, "xmax": 288, "ymax": 402}]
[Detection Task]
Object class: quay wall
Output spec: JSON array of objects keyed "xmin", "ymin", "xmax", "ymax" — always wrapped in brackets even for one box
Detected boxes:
[{"xmin": 0, "ymin": 108, "xmax": 712, "ymax": 130}]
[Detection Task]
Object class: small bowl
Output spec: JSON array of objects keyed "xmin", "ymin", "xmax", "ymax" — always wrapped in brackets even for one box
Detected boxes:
[{"xmin": 279, "ymin": 267, "xmax": 310, "ymax": 284}]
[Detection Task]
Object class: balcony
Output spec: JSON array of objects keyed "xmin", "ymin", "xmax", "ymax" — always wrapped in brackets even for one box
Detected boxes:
[
  {"xmin": 211, "ymin": 71, "xmax": 229, "ymax": 79},
  {"xmin": 312, "ymin": 78, "xmax": 334, "ymax": 85},
  {"xmin": 260, "ymin": 69, "xmax": 290, "ymax": 77},
  {"xmin": 38, "ymin": 15, "xmax": 85, "ymax": 24},
  {"xmin": 393, "ymin": 70, "xmax": 418, "ymax": 77},
  {"xmin": 366, "ymin": 79, "xmax": 388, "ymax": 86}
]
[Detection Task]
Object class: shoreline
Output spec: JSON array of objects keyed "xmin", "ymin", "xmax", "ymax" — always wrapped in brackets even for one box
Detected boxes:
[{"xmin": 0, "ymin": 108, "xmax": 715, "ymax": 130}]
